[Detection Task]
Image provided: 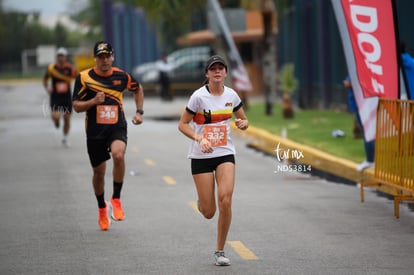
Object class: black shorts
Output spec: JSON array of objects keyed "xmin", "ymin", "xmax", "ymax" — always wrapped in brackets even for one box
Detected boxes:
[
  {"xmin": 50, "ymin": 98, "xmax": 72, "ymax": 114},
  {"xmin": 191, "ymin": 154, "xmax": 235, "ymax": 175},
  {"xmin": 87, "ymin": 129, "xmax": 127, "ymax": 167}
]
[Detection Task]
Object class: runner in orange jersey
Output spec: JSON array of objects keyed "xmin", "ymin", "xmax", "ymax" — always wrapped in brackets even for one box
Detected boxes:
[
  {"xmin": 43, "ymin": 47, "xmax": 77, "ymax": 146},
  {"xmin": 72, "ymin": 41, "xmax": 144, "ymax": 231}
]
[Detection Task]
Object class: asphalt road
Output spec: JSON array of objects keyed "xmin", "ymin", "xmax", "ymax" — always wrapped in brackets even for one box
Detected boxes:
[{"xmin": 1, "ymin": 81, "xmax": 414, "ymax": 275}]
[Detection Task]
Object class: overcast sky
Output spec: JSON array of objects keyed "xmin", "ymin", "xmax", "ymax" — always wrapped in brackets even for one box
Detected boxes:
[{"xmin": 3, "ymin": 0, "xmax": 86, "ymax": 18}]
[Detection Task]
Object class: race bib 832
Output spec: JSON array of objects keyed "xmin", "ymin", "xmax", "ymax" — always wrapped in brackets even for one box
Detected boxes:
[{"xmin": 203, "ymin": 125, "xmax": 227, "ymax": 147}]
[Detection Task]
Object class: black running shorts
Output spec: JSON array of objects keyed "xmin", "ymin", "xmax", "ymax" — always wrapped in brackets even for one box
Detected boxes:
[
  {"xmin": 191, "ymin": 154, "xmax": 235, "ymax": 175},
  {"xmin": 50, "ymin": 98, "xmax": 72, "ymax": 114},
  {"xmin": 87, "ymin": 128, "xmax": 127, "ymax": 167}
]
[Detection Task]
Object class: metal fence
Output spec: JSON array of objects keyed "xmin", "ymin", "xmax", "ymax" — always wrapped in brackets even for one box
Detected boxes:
[
  {"xmin": 361, "ymin": 98, "xmax": 414, "ymax": 218},
  {"xmin": 375, "ymin": 98, "xmax": 414, "ymax": 192}
]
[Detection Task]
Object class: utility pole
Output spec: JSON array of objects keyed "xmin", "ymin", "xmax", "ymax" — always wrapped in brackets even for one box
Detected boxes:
[
  {"xmin": 262, "ymin": 0, "xmax": 277, "ymax": 115},
  {"xmin": 207, "ymin": 0, "xmax": 253, "ymax": 92}
]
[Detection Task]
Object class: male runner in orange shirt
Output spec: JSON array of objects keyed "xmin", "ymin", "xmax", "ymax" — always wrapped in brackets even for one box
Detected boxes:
[
  {"xmin": 43, "ymin": 47, "xmax": 77, "ymax": 146},
  {"xmin": 72, "ymin": 41, "xmax": 144, "ymax": 230}
]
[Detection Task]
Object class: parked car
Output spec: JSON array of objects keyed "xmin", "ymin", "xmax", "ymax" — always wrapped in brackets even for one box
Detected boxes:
[{"xmin": 132, "ymin": 46, "xmax": 212, "ymax": 94}]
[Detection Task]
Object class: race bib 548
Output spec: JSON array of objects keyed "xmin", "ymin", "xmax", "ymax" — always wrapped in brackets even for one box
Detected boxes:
[{"xmin": 96, "ymin": 105, "xmax": 118, "ymax": 124}]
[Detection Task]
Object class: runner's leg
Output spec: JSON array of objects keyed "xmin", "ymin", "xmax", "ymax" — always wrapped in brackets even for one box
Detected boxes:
[
  {"xmin": 215, "ymin": 162, "xmax": 235, "ymax": 251},
  {"xmin": 51, "ymin": 110, "xmax": 60, "ymax": 128},
  {"xmin": 193, "ymin": 172, "xmax": 216, "ymax": 219},
  {"xmin": 111, "ymin": 140, "xmax": 126, "ymax": 183},
  {"xmin": 63, "ymin": 112, "xmax": 70, "ymax": 136},
  {"xmin": 93, "ymin": 161, "xmax": 106, "ymax": 197}
]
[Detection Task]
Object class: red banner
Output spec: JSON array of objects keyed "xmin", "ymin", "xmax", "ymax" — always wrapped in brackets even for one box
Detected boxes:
[
  {"xmin": 340, "ymin": 0, "xmax": 398, "ymax": 98},
  {"xmin": 332, "ymin": 0, "xmax": 399, "ymax": 142}
]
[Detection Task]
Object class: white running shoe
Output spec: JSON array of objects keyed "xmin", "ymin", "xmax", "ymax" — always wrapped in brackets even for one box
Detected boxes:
[
  {"xmin": 214, "ymin": 251, "xmax": 231, "ymax": 266},
  {"xmin": 356, "ymin": 160, "xmax": 374, "ymax": 172},
  {"xmin": 62, "ymin": 136, "xmax": 70, "ymax": 147}
]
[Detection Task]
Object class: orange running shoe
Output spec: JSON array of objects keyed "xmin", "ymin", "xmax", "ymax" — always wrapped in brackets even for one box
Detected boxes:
[
  {"xmin": 110, "ymin": 197, "xmax": 125, "ymax": 221},
  {"xmin": 98, "ymin": 202, "xmax": 110, "ymax": 231}
]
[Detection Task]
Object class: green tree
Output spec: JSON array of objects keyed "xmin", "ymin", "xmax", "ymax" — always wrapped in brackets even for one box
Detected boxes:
[
  {"xmin": 69, "ymin": 0, "xmax": 102, "ymax": 42},
  {"xmin": 0, "ymin": 10, "xmax": 54, "ymax": 69},
  {"xmin": 0, "ymin": 6, "xmax": 93, "ymax": 73},
  {"xmin": 130, "ymin": 0, "xmax": 205, "ymax": 52},
  {"xmin": 278, "ymin": 62, "xmax": 298, "ymax": 118},
  {"xmin": 54, "ymin": 23, "xmax": 69, "ymax": 47},
  {"xmin": 23, "ymin": 16, "xmax": 54, "ymax": 47}
]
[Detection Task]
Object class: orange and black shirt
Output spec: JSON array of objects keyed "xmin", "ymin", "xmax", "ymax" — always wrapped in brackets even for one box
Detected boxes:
[
  {"xmin": 72, "ymin": 67, "xmax": 140, "ymax": 140},
  {"xmin": 44, "ymin": 62, "xmax": 77, "ymax": 100}
]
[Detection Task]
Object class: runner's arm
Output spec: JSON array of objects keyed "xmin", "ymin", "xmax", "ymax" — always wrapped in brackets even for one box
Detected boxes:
[
  {"xmin": 178, "ymin": 109, "xmax": 198, "ymax": 141},
  {"xmin": 73, "ymin": 92, "xmax": 105, "ymax": 113},
  {"xmin": 178, "ymin": 108, "xmax": 213, "ymax": 153},
  {"xmin": 133, "ymin": 84, "xmax": 144, "ymax": 111},
  {"xmin": 132, "ymin": 84, "xmax": 144, "ymax": 125},
  {"xmin": 234, "ymin": 107, "xmax": 249, "ymax": 130},
  {"xmin": 43, "ymin": 67, "xmax": 51, "ymax": 94}
]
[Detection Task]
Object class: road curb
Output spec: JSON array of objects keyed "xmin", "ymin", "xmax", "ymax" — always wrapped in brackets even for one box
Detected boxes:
[{"xmin": 231, "ymin": 124, "xmax": 401, "ymax": 196}]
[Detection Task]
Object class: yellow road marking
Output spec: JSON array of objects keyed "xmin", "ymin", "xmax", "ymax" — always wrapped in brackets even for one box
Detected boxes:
[
  {"xmin": 227, "ymin": 241, "xmax": 258, "ymax": 260},
  {"xmin": 144, "ymin": 159, "xmax": 155, "ymax": 166},
  {"xmin": 131, "ymin": 146, "xmax": 139, "ymax": 153},
  {"xmin": 163, "ymin": 176, "xmax": 176, "ymax": 185},
  {"xmin": 188, "ymin": 201, "xmax": 200, "ymax": 213}
]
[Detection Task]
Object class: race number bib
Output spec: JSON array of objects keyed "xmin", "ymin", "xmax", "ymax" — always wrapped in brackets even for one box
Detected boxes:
[
  {"xmin": 96, "ymin": 105, "xmax": 118, "ymax": 124},
  {"xmin": 203, "ymin": 125, "xmax": 227, "ymax": 147},
  {"xmin": 56, "ymin": 82, "xmax": 69, "ymax": 94}
]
